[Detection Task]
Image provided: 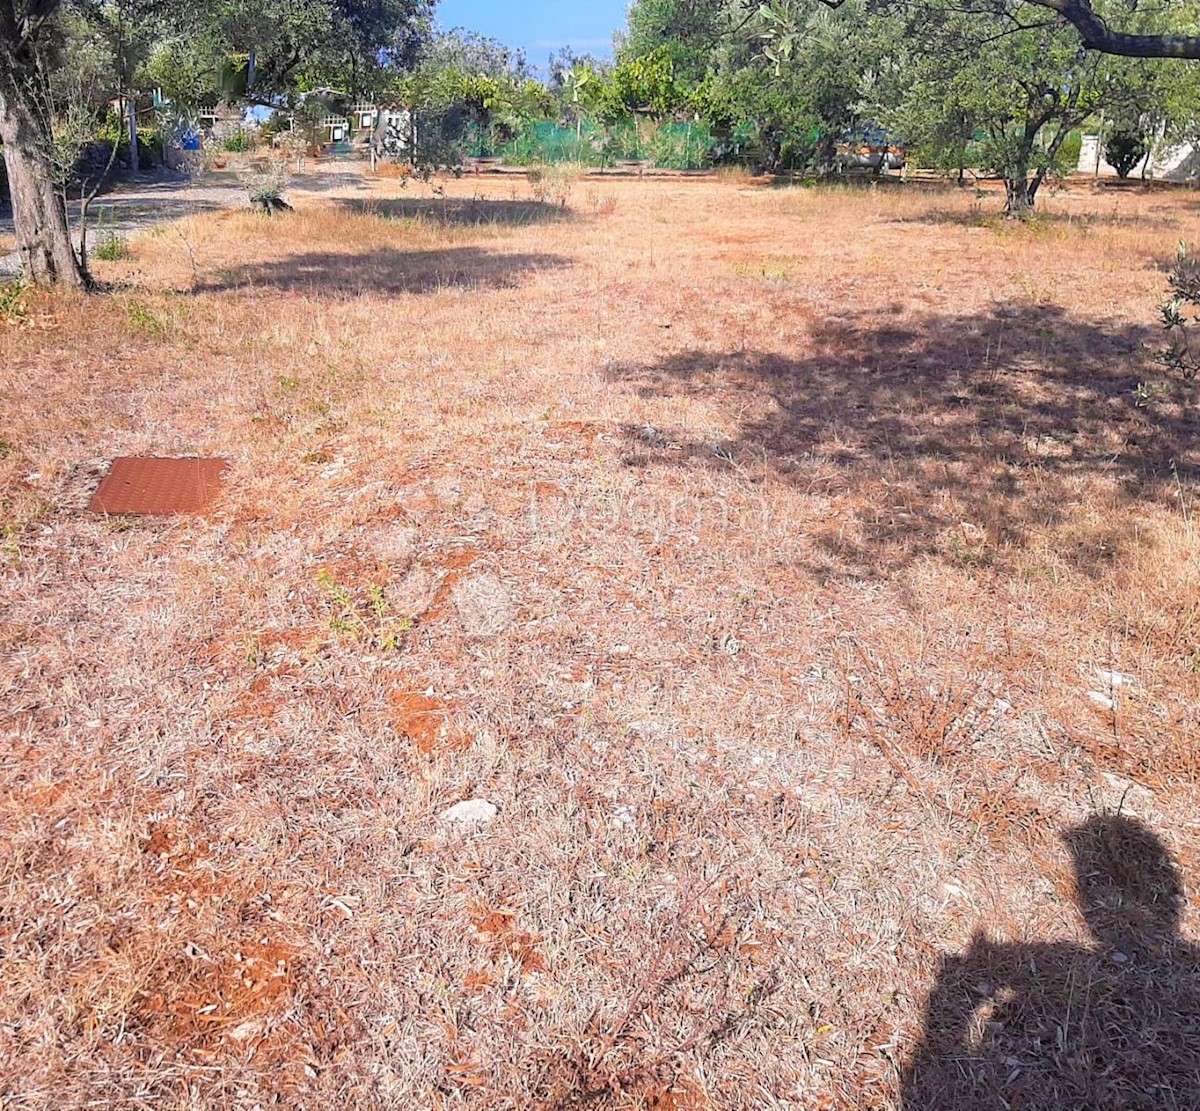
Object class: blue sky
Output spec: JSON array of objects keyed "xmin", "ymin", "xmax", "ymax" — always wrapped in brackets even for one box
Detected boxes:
[{"xmin": 436, "ymin": 0, "xmax": 628, "ymax": 67}]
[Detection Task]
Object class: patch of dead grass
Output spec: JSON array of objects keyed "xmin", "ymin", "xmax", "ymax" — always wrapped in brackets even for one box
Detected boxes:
[{"xmin": 1, "ymin": 173, "xmax": 1198, "ymax": 1108}]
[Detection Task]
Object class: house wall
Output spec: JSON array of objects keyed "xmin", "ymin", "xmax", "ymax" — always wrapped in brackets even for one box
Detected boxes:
[{"xmin": 1077, "ymin": 134, "xmax": 1200, "ymax": 181}]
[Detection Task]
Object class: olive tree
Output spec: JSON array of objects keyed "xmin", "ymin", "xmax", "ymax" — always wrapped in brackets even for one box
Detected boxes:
[{"xmin": 1, "ymin": 0, "xmax": 432, "ymax": 288}]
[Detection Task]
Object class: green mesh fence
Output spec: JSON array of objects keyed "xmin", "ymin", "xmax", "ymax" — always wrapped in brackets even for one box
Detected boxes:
[{"xmin": 466, "ymin": 119, "xmax": 717, "ymax": 170}]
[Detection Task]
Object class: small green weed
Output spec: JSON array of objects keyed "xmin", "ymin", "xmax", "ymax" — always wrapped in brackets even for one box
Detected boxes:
[
  {"xmin": 124, "ymin": 300, "xmax": 168, "ymax": 336},
  {"xmin": 947, "ymin": 537, "xmax": 995, "ymax": 569},
  {"xmin": 1133, "ymin": 380, "xmax": 1167, "ymax": 408},
  {"xmin": 317, "ymin": 568, "xmax": 412, "ymax": 650},
  {"xmin": 0, "ymin": 281, "xmax": 25, "ymax": 319},
  {"xmin": 732, "ymin": 262, "xmax": 792, "ymax": 281},
  {"xmin": 93, "ymin": 231, "xmax": 127, "ymax": 261}
]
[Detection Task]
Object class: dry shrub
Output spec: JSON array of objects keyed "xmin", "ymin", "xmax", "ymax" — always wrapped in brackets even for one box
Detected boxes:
[
  {"xmin": 371, "ymin": 159, "xmax": 414, "ymax": 181},
  {"xmin": 527, "ymin": 163, "xmax": 580, "ymax": 207},
  {"xmin": 715, "ymin": 165, "xmax": 757, "ymax": 186},
  {"xmin": 840, "ymin": 639, "xmax": 1004, "ymax": 767},
  {"xmin": 586, "ymin": 189, "xmax": 619, "ymax": 217}
]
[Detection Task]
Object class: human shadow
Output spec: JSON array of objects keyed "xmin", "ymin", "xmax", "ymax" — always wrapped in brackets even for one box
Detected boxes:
[
  {"xmin": 337, "ymin": 197, "xmax": 575, "ymax": 227},
  {"xmin": 607, "ymin": 304, "xmax": 1197, "ymax": 577},
  {"xmin": 191, "ymin": 245, "xmax": 570, "ymax": 295},
  {"xmin": 901, "ymin": 814, "xmax": 1200, "ymax": 1109}
]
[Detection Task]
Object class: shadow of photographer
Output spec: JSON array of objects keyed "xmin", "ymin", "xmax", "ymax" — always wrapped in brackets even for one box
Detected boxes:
[{"xmin": 902, "ymin": 815, "xmax": 1200, "ymax": 1109}]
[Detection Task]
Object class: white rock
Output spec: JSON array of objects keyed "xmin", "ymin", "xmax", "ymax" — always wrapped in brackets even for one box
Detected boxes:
[
  {"xmin": 1100, "ymin": 771, "xmax": 1156, "ymax": 807},
  {"xmin": 1087, "ymin": 691, "xmax": 1116, "ymax": 710},
  {"xmin": 1093, "ymin": 668, "xmax": 1138, "ymax": 690},
  {"xmin": 438, "ymin": 799, "xmax": 498, "ymax": 826}
]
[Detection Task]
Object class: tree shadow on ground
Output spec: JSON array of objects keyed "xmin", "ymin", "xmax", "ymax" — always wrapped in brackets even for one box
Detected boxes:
[
  {"xmin": 887, "ymin": 207, "xmax": 1183, "ymax": 231},
  {"xmin": 608, "ymin": 303, "xmax": 1198, "ymax": 578},
  {"xmin": 337, "ymin": 197, "xmax": 575, "ymax": 227},
  {"xmin": 901, "ymin": 814, "xmax": 1200, "ymax": 1110},
  {"xmin": 192, "ymin": 245, "xmax": 570, "ymax": 295},
  {"xmin": 0, "ymin": 197, "xmax": 229, "ymax": 238},
  {"xmin": 87, "ymin": 197, "xmax": 228, "ymax": 229}
]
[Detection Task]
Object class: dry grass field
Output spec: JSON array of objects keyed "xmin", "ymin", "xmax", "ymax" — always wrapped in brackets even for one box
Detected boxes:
[{"xmin": 2, "ymin": 171, "xmax": 1199, "ymax": 1109}]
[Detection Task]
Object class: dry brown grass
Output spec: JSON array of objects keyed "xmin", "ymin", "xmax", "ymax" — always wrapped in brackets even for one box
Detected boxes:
[{"xmin": 1, "ymin": 173, "xmax": 1198, "ymax": 1109}]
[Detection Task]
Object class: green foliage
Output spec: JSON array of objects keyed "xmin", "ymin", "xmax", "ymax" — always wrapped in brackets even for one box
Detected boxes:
[
  {"xmin": 1058, "ymin": 129, "xmax": 1083, "ymax": 171},
  {"xmin": 210, "ymin": 0, "xmax": 432, "ymax": 102},
  {"xmin": 316, "ymin": 568, "xmax": 411, "ymax": 651},
  {"xmin": 490, "ymin": 119, "xmax": 713, "ymax": 170},
  {"xmin": 1157, "ymin": 242, "xmax": 1200, "ymax": 383},
  {"xmin": 90, "ymin": 194, "xmax": 134, "ymax": 261},
  {"xmin": 93, "ymin": 231, "xmax": 126, "ymax": 261},
  {"xmin": 1105, "ymin": 127, "xmax": 1147, "ymax": 177},
  {"xmin": 606, "ymin": 46, "xmax": 689, "ymax": 120},
  {"xmin": 124, "ymin": 299, "xmax": 168, "ymax": 335},
  {"xmin": 623, "ymin": 0, "xmax": 727, "ymax": 84},
  {"xmin": 621, "ymin": 0, "xmax": 877, "ymax": 173},
  {"xmin": 144, "ymin": 39, "xmax": 219, "ymax": 110},
  {"xmin": 92, "ymin": 111, "xmax": 160, "ymax": 170},
  {"xmin": 888, "ymin": 6, "xmax": 1130, "ymax": 211},
  {"xmin": 219, "ymin": 129, "xmax": 253, "ymax": 153},
  {"xmin": 383, "ymin": 31, "xmax": 555, "ymax": 168},
  {"xmin": 0, "ymin": 281, "xmax": 25, "ymax": 320}
]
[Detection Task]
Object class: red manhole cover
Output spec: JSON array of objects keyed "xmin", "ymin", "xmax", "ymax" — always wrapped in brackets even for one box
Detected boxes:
[{"xmin": 87, "ymin": 457, "xmax": 229, "ymax": 516}]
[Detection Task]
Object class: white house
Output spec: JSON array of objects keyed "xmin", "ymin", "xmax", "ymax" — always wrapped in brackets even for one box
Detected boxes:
[{"xmin": 1077, "ymin": 133, "xmax": 1200, "ymax": 182}]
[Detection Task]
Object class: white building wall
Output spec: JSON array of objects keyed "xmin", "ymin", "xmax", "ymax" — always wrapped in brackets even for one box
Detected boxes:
[{"xmin": 1077, "ymin": 133, "xmax": 1200, "ymax": 181}]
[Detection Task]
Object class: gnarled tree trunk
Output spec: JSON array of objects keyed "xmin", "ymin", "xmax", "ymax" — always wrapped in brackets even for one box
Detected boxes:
[
  {"xmin": 0, "ymin": 27, "xmax": 85, "ymax": 288},
  {"xmin": 1003, "ymin": 158, "xmax": 1034, "ymax": 218}
]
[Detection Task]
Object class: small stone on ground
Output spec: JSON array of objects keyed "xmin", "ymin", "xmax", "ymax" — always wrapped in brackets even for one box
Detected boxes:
[{"xmin": 439, "ymin": 799, "xmax": 498, "ymax": 825}]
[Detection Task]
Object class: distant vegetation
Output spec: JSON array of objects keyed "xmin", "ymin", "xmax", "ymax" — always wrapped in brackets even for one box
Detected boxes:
[{"xmin": 8, "ymin": 0, "xmax": 1200, "ymax": 287}]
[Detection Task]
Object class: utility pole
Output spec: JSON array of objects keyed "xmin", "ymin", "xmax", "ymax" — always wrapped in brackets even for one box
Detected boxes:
[{"xmin": 128, "ymin": 100, "xmax": 139, "ymax": 174}]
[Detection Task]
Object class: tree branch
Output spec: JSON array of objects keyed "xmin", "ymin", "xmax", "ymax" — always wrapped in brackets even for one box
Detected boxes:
[
  {"xmin": 1023, "ymin": 0, "xmax": 1200, "ymax": 58},
  {"xmin": 17, "ymin": 0, "xmax": 65, "ymax": 48}
]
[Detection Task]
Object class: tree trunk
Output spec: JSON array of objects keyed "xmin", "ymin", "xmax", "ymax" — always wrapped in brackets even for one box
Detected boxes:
[
  {"xmin": 1004, "ymin": 174, "xmax": 1033, "ymax": 217},
  {"xmin": 1003, "ymin": 156, "xmax": 1038, "ymax": 216},
  {"xmin": 0, "ymin": 45, "xmax": 85, "ymax": 288},
  {"xmin": 1003, "ymin": 130, "xmax": 1037, "ymax": 218}
]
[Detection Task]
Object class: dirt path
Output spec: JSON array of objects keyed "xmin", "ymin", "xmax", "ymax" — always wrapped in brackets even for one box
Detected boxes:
[{"xmin": 0, "ymin": 162, "xmax": 373, "ymax": 278}]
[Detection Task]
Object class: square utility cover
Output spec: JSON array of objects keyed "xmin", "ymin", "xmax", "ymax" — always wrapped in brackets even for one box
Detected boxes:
[{"xmin": 88, "ymin": 457, "xmax": 229, "ymax": 516}]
